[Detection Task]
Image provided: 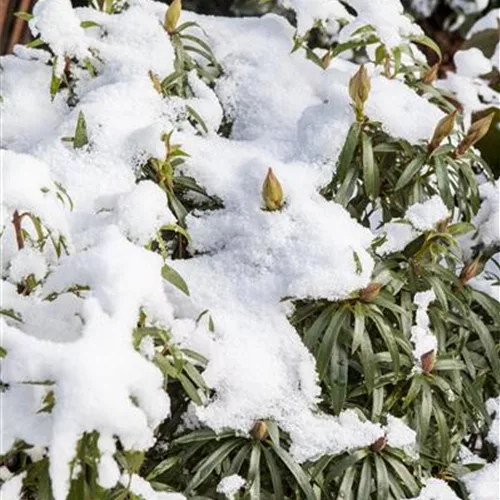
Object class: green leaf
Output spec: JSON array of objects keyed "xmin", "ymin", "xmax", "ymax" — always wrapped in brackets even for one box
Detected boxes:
[
  {"xmin": 183, "ymin": 361, "xmax": 207, "ymax": 389},
  {"xmin": 447, "ymin": 222, "xmax": 475, "ymax": 237},
  {"xmin": 352, "ymin": 303, "xmax": 365, "ymax": 354},
  {"xmin": 146, "ymin": 457, "xmax": 179, "ymax": 480},
  {"xmin": 228, "ymin": 443, "xmax": 252, "ymax": 475},
  {"xmin": 432, "ymin": 402, "xmax": 450, "ymax": 464},
  {"xmin": 167, "ymin": 190, "xmax": 188, "ymax": 226},
  {"xmin": 374, "ymin": 454, "xmax": 389, "ymax": 500},
  {"xmin": 409, "ymin": 35, "xmax": 442, "ymax": 61},
  {"xmin": 336, "ymin": 122, "xmax": 362, "ymax": 181},
  {"xmin": 178, "ymin": 373, "xmax": 202, "ymax": 404},
  {"xmin": 358, "ymin": 457, "xmax": 372, "ymax": 500},
  {"xmin": 0, "ymin": 308, "xmax": 23, "ymax": 322},
  {"xmin": 73, "ymin": 111, "xmax": 89, "ymax": 149},
  {"xmin": 384, "ymin": 454, "xmax": 419, "ymax": 496},
  {"xmin": 161, "ymin": 263, "xmax": 190, "ymax": 296},
  {"xmin": 80, "ymin": 20, "xmax": 101, "ymax": 28},
  {"xmin": 262, "ymin": 446, "xmax": 284, "ymax": 500},
  {"xmin": 434, "ymin": 358, "xmax": 466, "ymax": 371},
  {"xmin": 434, "ymin": 156, "xmax": 454, "ymax": 209},
  {"xmin": 317, "ymin": 307, "xmax": 348, "ymax": 379},
  {"xmin": 248, "ymin": 443, "xmax": 261, "ymax": 499},
  {"xmin": 271, "ymin": 445, "xmax": 317, "ymax": 500},
  {"xmin": 173, "ymin": 429, "xmax": 234, "ymax": 446},
  {"xmin": 50, "ymin": 60, "xmax": 62, "ymax": 99},
  {"xmin": 395, "ymin": 154, "xmax": 426, "ymax": 191},
  {"xmin": 267, "ymin": 421, "xmax": 280, "ymax": 447},
  {"xmin": 328, "ymin": 343, "xmax": 348, "ymax": 415},
  {"xmin": 186, "ymin": 439, "xmax": 243, "ymax": 493},
  {"xmin": 403, "ymin": 376, "xmax": 423, "ymax": 409},
  {"xmin": 368, "ymin": 311, "xmax": 400, "ymax": 375},
  {"xmin": 186, "ymin": 105, "xmax": 209, "ymax": 135},
  {"xmin": 359, "ymin": 330, "xmax": 376, "ymax": 393},
  {"xmin": 337, "ymin": 464, "xmax": 358, "ymax": 500},
  {"xmin": 468, "ymin": 312, "xmax": 500, "ymax": 384},
  {"xmin": 324, "ymin": 450, "xmax": 368, "ymax": 483},
  {"xmin": 362, "ymin": 132, "xmax": 379, "ymax": 199},
  {"xmin": 419, "ymin": 382, "xmax": 432, "ymax": 444}
]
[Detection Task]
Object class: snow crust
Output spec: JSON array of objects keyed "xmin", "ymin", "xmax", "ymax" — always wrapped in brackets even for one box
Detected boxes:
[
  {"xmin": 409, "ymin": 478, "xmax": 461, "ymax": 500},
  {"xmin": 366, "ymin": 76, "xmax": 445, "ymax": 144},
  {"xmin": 217, "ymin": 474, "xmax": 246, "ymax": 499},
  {"xmin": 411, "ymin": 290, "xmax": 438, "ymax": 366},
  {"xmin": 462, "ymin": 397, "xmax": 500, "ymax": 500},
  {"xmin": 0, "ymin": 472, "xmax": 26, "ymax": 500}
]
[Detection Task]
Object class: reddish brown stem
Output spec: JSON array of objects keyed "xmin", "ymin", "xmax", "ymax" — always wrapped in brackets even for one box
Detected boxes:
[{"xmin": 12, "ymin": 210, "xmax": 25, "ymax": 250}]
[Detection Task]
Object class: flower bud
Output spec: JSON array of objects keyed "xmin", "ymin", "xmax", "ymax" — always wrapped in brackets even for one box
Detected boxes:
[
  {"xmin": 421, "ymin": 350, "xmax": 436, "ymax": 375},
  {"xmin": 321, "ymin": 52, "xmax": 333, "ymax": 70},
  {"xmin": 262, "ymin": 168, "xmax": 284, "ymax": 211},
  {"xmin": 359, "ymin": 282, "xmax": 382, "ymax": 303},
  {"xmin": 349, "ymin": 65, "xmax": 371, "ymax": 120},
  {"xmin": 251, "ymin": 421, "xmax": 268, "ymax": 441},
  {"xmin": 460, "ymin": 256, "xmax": 481, "ymax": 285},
  {"xmin": 370, "ymin": 436, "xmax": 387, "ymax": 453},
  {"xmin": 165, "ymin": 0, "xmax": 182, "ymax": 34},
  {"xmin": 423, "ymin": 63, "xmax": 439, "ymax": 85},
  {"xmin": 428, "ymin": 110, "xmax": 456, "ymax": 153},
  {"xmin": 454, "ymin": 112, "xmax": 494, "ymax": 157}
]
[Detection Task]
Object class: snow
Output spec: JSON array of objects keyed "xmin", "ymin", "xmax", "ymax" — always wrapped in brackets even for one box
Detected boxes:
[
  {"xmin": 473, "ymin": 181, "xmax": 500, "ymax": 247},
  {"xmin": 0, "ymin": 473, "xmax": 26, "ymax": 500},
  {"xmin": 378, "ymin": 221, "xmax": 419, "ymax": 255},
  {"xmin": 409, "ymin": 478, "xmax": 461, "ymax": 500},
  {"xmin": 8, "ymin": 247, "xmax": 48, "ymax": 282},
  {"xmin": 409, "ymin": 0, "xmax": 439, "ymax": 17},
  {"xmin": 339, "ymin": 0, "xmax": 422, "ymax": 49},
  {"xmin": 30, "ymin": 0, "xmax": 89, "ymax": 61},
  {"xmin": 119, "ymin": 473, "xmax": 186, "ymax": 500},
  {"xmin": 280, "ymin": 0, "xmax": 351, "ymax": 34},
  {"xmin": 448, "ymin": 0, "xmax": 489, "ymax": 15},
  {"xmin": 437, "ymin": 44, "xmax": 499, "ymax": 119},
  {"xmin": 384, "ymin": 415, "xmax": 418, "ymax": 457},
  {"xmin": 114, "ymin": 181, "xmax": 176, "ymax": 246},
  {"xmin": 462, "ymin": 397, "xmax": 500, "ymax": 500},
  {"xmin": 454, "ymin": 48, "xmax": 493, "ymax": 78},
  {"xmin": 467, "ymin": 8, "xmax": 500, "ymax": 38},
  {"xmin": 410, "ymin": 290, "xmax": 438, "ymax": 366},
  {"xmin": 405, "ymin": 196, "xmax": 449, "ymax": 231},
  {"xmin": 217, "ymin": 474, "xmax": 246, "ymax": 499},
  {"xmin": 377, "ymin": 197, "xmax": 449, "ymax": 255},
  {"xmin": 366, "ymin": 75, "xmax": 445, "ymax": 144}
]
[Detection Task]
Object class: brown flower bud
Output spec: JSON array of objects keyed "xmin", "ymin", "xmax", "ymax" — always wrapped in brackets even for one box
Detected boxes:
[
  {"xmin": 165, "ymin": 0, "xmax": 182, "ymax": 34},
  {"xmin": 359, "ymin": 283, "xmax": 382, "ymax": 303},
  {"xmin": 321, "ymin": 52, "xmax": 333, "ymax": 69},
  {"xmin": 370, "ymin": 436, "xmax": 387, "ymax": 453},
  {"xmin": 459, "ymin": 256, "xmax": 481, "ymax": 285},
  {"xmin": 251, "ymin": 421, "xmax": 268, "ymax": 441},
  {"xmin": 423, "ymin": 63, "xmax": 439, "ymax": 85},
  {"xmin": 262, "ymin": 168, "xmax": 284, "ymax": 211},
  {"xmin": 421, "ymin": 350, "xmax": 436, "ymax": 375},
  {"xmin": 428, "ymin": 110, "xmax": 457, "ymax": 153},
  {"xmin": 454, "ymin": 112, "xmax": 494, "ymax": 157},
  {"xmin": 349, "ymin": 65, "xmax": 371, "ymax": 121}
]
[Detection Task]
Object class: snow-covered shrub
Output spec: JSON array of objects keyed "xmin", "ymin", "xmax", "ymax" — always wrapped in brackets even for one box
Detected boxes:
[{"xmin": 0, "ymin": 0, "xmax": 498, "ymax": 499}]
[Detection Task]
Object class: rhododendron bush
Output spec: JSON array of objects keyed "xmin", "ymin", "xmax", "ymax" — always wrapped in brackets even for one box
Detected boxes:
[{"xmin": 0, "ymin": 0, "xmax": 499, "ymax": 499}]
